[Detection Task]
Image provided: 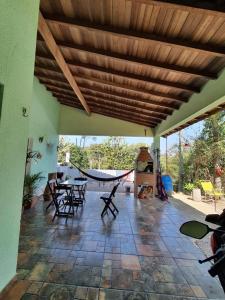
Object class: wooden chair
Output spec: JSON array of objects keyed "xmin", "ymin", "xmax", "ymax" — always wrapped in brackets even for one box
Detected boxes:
[
  {"xmin": 200, "ymin": 180, "xmax": 224, "ymax": 211},
  {"xmin": 73, "ymin": 177, "xmax": 87, "ymax": 204},
  {"xmin": 46, "ymin": 179, "xmax": 74, "ymax": 221},
  {"xmin": 101, "ymin": 183, "xmax": 120, "ymax": 218},
  {"xmin": 45, "ymin": 179, "xmax": 63, "ymax": 211}
]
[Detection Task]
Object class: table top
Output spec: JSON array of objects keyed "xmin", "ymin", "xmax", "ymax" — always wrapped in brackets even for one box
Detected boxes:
[{"xmin": 61, "ymin": 179, "xmax": 88, "ymax": 186}]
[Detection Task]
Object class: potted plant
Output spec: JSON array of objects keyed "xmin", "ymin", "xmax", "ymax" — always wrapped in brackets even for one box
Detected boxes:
[
  {"xmin": 184, "ymin": 181, "xmax": 201, "ymax": 201},
  {"xmin": 23, "ymin": 172, "xmax": 44, "ymax": 209},
  {"xmin": 184, "ymin": 183, "xmax": 195, "ymax": 195}
]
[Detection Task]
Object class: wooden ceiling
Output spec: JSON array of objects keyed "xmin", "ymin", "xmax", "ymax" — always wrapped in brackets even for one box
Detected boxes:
[{"xmin": 35, "ymin": 0, "xmax": 225, "ymax": 128}]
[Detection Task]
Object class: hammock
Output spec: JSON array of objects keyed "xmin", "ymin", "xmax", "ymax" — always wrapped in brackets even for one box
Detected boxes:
[{"xmin": 70, "ymin": 161, "xmax": 134, "ymax": 182}]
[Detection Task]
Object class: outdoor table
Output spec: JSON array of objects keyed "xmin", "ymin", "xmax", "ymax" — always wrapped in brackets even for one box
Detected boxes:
[{"xmin": 61, "ymin": 179, "xmax": 88, "ymax": 204}]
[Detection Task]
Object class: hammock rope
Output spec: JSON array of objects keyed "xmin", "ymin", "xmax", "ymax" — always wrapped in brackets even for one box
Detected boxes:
[{"xmin": 70, "ymin": 161, "xmax": 134, "ymax": 182}]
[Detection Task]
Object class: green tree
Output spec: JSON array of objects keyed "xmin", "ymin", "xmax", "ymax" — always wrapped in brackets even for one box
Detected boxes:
[
  {"xmin": 87, "ymin": 144, "xmax": 105, "ymax": 169},
  {"xmin": 86, "ymin": 138, "xmax": 147, "ymax": 170},
  {"xmin": 70, "ymin": 145, "xmax": 89, "ymax": 169},
  {"xmin": 161, "ymin": 112, "xmax": 225, "ymax": 191},
  {"xmin": 200, "ymin": 111, "xmax": 225, "ymax": 178},
  {"xmin": 57, "ymin": 137, "xmax": 71, "ymax": 164}
]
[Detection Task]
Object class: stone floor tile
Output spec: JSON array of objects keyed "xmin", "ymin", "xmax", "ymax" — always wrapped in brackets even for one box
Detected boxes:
[
  {"xmin": 86, "ymin": 287, "xmax": 99, "ymax": 300},
  {"xmin": 75, "ymin": 286, "xmax": 88, "ymax": 299},
  {"xmin": 1, "ymin": 192, "xmax": 224, "ymax": 299},
  {"xmin": 26, "ymin": 281, "xmax": 43, "ymax": 294},
  {"xmin": 28, "ymin": 262, "xmax": 54, "ymax": 281},
  {"xmin": 99, "ymin": 288, "xmax": 124, "ymax": 300},
  {"xmin": 39, "ymin": 283, "xmax": 76, "ymax": 299},
  {"xmin": 121, "ymin": 255, "xmax": 141, "ymax": 270}
]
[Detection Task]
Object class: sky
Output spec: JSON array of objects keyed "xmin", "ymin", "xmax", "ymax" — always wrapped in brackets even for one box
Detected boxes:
[{"xmin": 62, "ymin": 120, "xmax": 203, "ymax": 154}]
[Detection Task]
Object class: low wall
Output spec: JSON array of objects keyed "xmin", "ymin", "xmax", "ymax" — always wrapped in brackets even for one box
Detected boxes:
[{"xmin": 57, "ymin": 166, "xmax": 134, "ymax": 193}]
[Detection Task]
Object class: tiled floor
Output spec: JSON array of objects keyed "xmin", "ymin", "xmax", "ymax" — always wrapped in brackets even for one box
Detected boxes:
[{"xmin": 1, "ymin": 192, "xmax": 225, "ymax": 300}]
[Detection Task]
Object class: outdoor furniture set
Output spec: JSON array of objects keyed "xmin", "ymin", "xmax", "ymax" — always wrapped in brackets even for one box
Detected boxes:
[
  {"xmin": 46, "ymin": 178, "xmax": 120, "ymax": 221},
  {"xmin": 46, "ymin": 178, "xmax": 87, "ymax": 221}
]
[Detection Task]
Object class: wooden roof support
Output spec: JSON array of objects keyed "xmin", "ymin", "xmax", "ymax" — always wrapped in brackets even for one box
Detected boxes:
[
  {"xmin": 86, "ymin": 101, "xmax": 163, "ymax": 122},
  {"xmin": 80, "ymin": 87, "xmax": 180, "ymax": 109},
  {"xmin": 52, "ymin": 40, "xmax": 217, "ymax": 79},
  {"xmin": 77, "ymin": 74, "xmax": 185, "ymax": 102},
  {"xmin": 52, "ymin": 91, "xmax": 167, "ymax": 120},
  {"xmin": 64, "ymin": 104, "xmax": 153, "ymax": 127},
  {"xmin": 137, "ymin": 0, "xmax": 225, "ymax": 17},
  {"xmin": 46, "ymin": 15, "xmax": 225, "ymax": 58},
  {"xmin": 162, "ymin": 103, "xmax": 225, "ymax": 137},
  {"xmin": 90, "ymin": 109, "xmax": 156, "ymax": 127},
  {"xmin": 57, "ymin": 94, "xmax": 162, "ymax": 122},
  {"xmin": 38, "ymin": 12, "xmax": 91, "ymax": 114},
  {"xmin": 52, "ymin": 90, "xmax": 171, "ymax": 116},
  {"xmin": 59, "ymin": 98, "xmax": 156, "ymax": 127},
  {"xmin": 82, "ymin": 94, "xmax": 169, "ymax": 118},
  {"xmin": 35, "ymin": 55, "xmax": 200, "ymax": 93},
  {"xmin": 35, "ymin": 71, "xmax": 186, "ymax": 102},
  {"xmin": 43, "ymin": 81, "xmax": 180, "ymax": 110}
]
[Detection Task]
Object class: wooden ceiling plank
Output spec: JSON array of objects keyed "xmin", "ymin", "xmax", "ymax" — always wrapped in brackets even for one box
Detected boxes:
[
  {"xmin": 57, "ymin": 95, "xmax": 159, "ymax": 124},
  {"xmin": 55, "ymin": 39, "xmax": 217, "ymax": 79},
  {"xmin": 35, "ymin": 56, "xmax": 199, "ymax": 93},
  {"xmin": 46, "ymin": 14, "xmax": 225, "ymax": 58},
  {"xmin": 52, "ymin": 91, "xmax": 166, "ymax": 120},
  {"xmin": 136, "ymin": 0, "xmax": 225, "ymax": 17},
  {"xmin": 44, "ymin": 81, "xmax": 178, "ymax": 110},
  {"xmin": 35, "ymin": 71, "xmax": 186, "ymax": 102},
  {"xmin": 81, "ymin": 87, "xmax": 180, "ymax": 109},
  {"xmin": 89, "ymin": 106, "xmax": 157, "ymax": 124},
  {"xmin": 83, "ymin": 94, "xmax": 168, "ymax": 118},
  {"xmin": 59, "ymin": 98, "xmax": 156, "ymax": 127},
  {"xmin": 38, "ymin": 12, "xmax": 91, "ymax": 114},
  {"xmin": 91, "ymin": 109, "xmax": 155, "ymax": 127},
  {"xmin": 52, "ymin": 89, "xmax": 171, "ymax": 116},
  {"xmin": 38, "ymin": 76, "xmax": 180, "ymax": 110},
  {"xmin": 87, "ymin": 101, "xmax": 162, "ymax": 122},
  {"xmin": 77, "ymin": 74, "xmax": 185, "ymax": 102}
]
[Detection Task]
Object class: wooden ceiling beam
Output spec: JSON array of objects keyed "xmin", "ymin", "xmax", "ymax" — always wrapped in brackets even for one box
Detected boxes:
[
  {"xmin": 83, "ymin": 94, "xmax": 168, "ymax": 119},
  {"xmin": 59, "ymin": 98, "xmax": 156, "ymax": 127},
  {"xmin": 81, "ymin": 87, "xmax": 179, "ymax": 110},
  {"xmin": 91, "ymin": 109, "xmax": 155, "ymax": 127},
  {"xmin": 35, "ymin": 70, "xmax": 185, "ymax": 102},
  {"xmin": 77, "ymin": 74, "xmax": 185, "ymax": 102},
  {"xmin": 49, "ymin": 39, "xmax": 217, "ymax": 79},
  {"xmin": 52, "ymin": 91, "xmax": 165, "ymax": 120},
  {"xmin": 38, "ymin": 12, "xmax": 91, "ymax": 114},
  {"xmin": 38, "ymin": 77, "xmax": 70, "ymax": 89},
  {"xmin": 35, "ymin": 54, "xmax": 200, "ymax": 93},
  {"xmin": 35, "ymin": 64, "xmax": 184, "ymax": 106},
  {"xmin": 59, "ymin": 101, "xmax": 83, "ymax": 110},
  {"xmin": 88, "ymin": 106, "xmax": 157, "ymax": 126},
  {"xmin": 35, "ymin": 55, "xmax": 200, "ymax": 93},
  {"xmin": 42, "ymin": 80, "xmax": 180, "ymax": 110},
  {"xmin": 88, "ymin": 102, "xmax": 159, "ymax": 122},
  {"xmin": 52, "ymin": 90, "xmax": 170, "ymax": 116},
  {"xmin": 43, "ymin": 82, "xmax": 178, "ymax": 110},
  {"xmin": 46, "ymin": 14, "xmax": 225, "ymax": 58},
  {"xmin": 57, "ymin": 95, "xmax": 159, "ymax": 123},
  {"xmin": 136, "ymin": 0, "xmax": 225, "ymax": 17}
]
